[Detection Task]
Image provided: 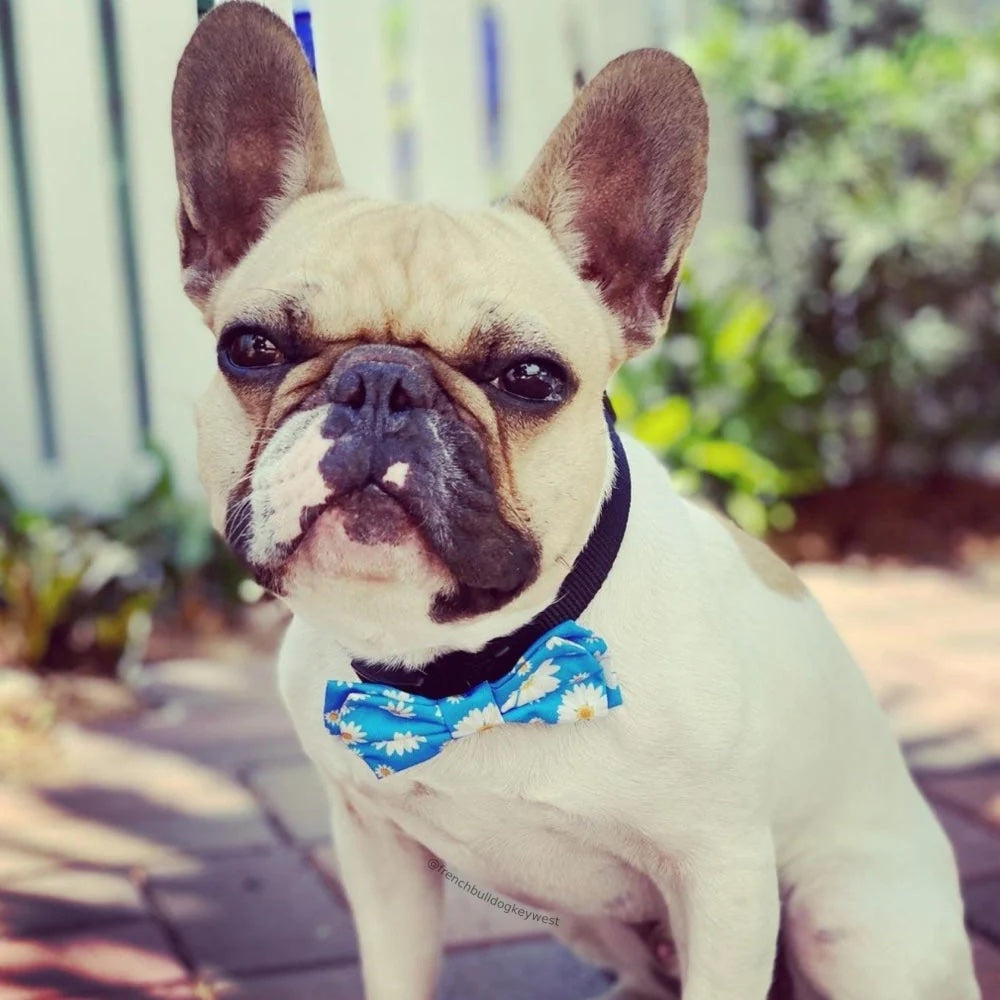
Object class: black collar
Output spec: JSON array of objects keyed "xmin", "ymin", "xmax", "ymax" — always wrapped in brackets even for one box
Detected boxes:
[{"xmin": 351, "ymin": 398, "xmax": 631, "ymax": 699}]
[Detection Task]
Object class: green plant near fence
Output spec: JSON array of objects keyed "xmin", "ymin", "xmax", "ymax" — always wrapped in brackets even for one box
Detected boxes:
[
  {"xmin": 616, "ymin": 3, "xmax": 1000, "ymax": 531},
  {"xmin": 612, "ymin": 266, "xmax": 826, "ymax": 535},
  {"xmin": 684, "ymin": 4, "xmax": 1000, "ymax": 486},
  {"xmin": 0, "ymin": 452, "xmax": 246, "ymax": 675}
]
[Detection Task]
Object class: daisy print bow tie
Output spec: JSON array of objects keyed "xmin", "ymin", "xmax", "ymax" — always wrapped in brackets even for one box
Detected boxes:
[{"xmin": 323, "ymin": 621, "xmax": 623, "ymax": 778}]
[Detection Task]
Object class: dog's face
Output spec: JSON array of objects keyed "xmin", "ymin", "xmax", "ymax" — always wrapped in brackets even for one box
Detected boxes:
[{"xmin": 172, "ymin": 3, "xmax": 708, "ymax": 660}]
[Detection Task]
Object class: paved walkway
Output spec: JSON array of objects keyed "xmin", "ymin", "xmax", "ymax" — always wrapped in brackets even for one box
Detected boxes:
[{"xmin": 0, "ymin": 566, "xmax": 998, "ymax": 999}]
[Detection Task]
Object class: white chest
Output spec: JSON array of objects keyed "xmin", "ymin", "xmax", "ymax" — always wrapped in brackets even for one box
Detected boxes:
[
  {"xmin": 345, "ymin": 757, "xmax": 664, "ymax": 922},
  {"xmin": 283, "ymin": 639, "xmax": 664, "ymax": 922}
]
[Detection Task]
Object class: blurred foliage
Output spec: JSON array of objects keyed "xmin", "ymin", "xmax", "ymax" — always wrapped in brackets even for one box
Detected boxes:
[
  {"xmin": 612, "ymin": 270, "xmax": 822, "ymax": 534},
  {"xmin": 0, "ymin": 452, "xmax": 247, "ymax": 675},
  {"xmin": 5, "ymin": 0, "xmax": 999, "ymax": 670},
  {"xmin": 617, "ymin": 1, "xmax": 1000, "ymax": 531}
]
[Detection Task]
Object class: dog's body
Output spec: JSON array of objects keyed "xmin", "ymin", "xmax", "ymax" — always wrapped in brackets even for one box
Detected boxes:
[
  {"xmin": 279, "ymin": 436, "xmax": 972, "ymax": 1000},
  {"xmin": 171, "ymin": 5, "xmax": 978, "ymax": 998}
]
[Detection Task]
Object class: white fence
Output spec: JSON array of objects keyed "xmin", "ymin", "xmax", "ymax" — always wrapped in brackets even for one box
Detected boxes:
[{"xmin": 0, "ymin": 0, "xmax": 728, "ymax": 514}]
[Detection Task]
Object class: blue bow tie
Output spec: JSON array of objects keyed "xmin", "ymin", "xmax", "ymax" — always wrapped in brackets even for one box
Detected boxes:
[{"xmin": 323, "ymin": 621, "xmax": 623, "ymax": 778}]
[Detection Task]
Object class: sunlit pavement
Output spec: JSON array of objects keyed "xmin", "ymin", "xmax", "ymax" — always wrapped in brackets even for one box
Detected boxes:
[{"xmin": 0, "ymin": 565, "xmax": 998, "ymax": 999}]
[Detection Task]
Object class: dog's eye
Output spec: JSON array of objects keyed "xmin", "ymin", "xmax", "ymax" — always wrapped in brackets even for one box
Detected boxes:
[
  {"xmin": 221, "ymin": 329, "xmax": 286, "ymax": 370},
  {"xmin": 494, "ymin": 359, "xmax": 567, "ymax": 404}
]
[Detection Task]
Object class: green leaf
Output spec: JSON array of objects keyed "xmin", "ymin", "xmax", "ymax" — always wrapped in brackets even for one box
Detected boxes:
[
  {"xmin": 631, "ymin": 398, "xmax": 692, "ymax": 452},
  {"xmin": 726, "ymin": 492, "xmax": 770, "ymax": 537},
  {"xmin": 683, "ymin": 440, "xmax": 786, "ymax": 495},
  {"xmin": 713, "ymin": 295, "xmax": 772, "ymax": 363}
]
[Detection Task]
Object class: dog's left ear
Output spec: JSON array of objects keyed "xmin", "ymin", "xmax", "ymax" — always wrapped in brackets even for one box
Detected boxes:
[{"xmin": 508, "ymin": 49, "xmax": 709, "ymax": 358}]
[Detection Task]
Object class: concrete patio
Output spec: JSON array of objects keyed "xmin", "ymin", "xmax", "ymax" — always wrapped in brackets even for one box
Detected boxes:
[{"xmin": 1, "ymin": 565, "xmax": 998, "ymax": 999}]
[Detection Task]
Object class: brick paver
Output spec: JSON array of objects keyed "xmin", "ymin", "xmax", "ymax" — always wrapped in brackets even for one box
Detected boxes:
[
  {"xmin": 0, "ymin": 565, "xmax": 998, "ymax": 998},
  {"xmin": 245, "ymin": 759, "xmax": 330, "ymax": 845},
  {"xmin": 0, "ymin": 921, "xmax": 192, "ymax": 999},
  {"xmin": 925, "ymin": 770, "xmax": 1000, "ymax": 826},
  {"xmin": 0, "ymin": 868, "xmax": 145, "ymax": 938},
  {"xmin": 967, "ymin": 879, "xmax": 1000, "ymax": 946},
  {"xmin": 975, "ymin": 936, "xmax": 1000, "ymax": 997},
  {"xmin": 146, "ymin": 846, "xmax": 358, "ymax": 976}
]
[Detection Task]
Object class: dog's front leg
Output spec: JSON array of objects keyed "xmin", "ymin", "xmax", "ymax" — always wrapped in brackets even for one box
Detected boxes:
[
  {"xmin": 663, "ymin": 834, "xmax": 780, "ymax": 1000},
  {"xmin": 327, "ymin": 784, "xmax": 443, "ymax": 1000}
]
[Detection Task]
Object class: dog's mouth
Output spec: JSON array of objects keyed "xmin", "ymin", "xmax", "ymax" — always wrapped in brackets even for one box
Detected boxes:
[
  {"xmin": 226, "ymin": 354, "xmax": 541, "ymax": 613},
  {"xmin": 243, "ymin": 482, "xmax": 419, "ymax": 594},
  {"xmin": 247, "ymin": 467, "xmax": 538, "ymax": 617},
  {"xmin": 297, "ymin": 481, "xmax": 415, "ymax": 551}
]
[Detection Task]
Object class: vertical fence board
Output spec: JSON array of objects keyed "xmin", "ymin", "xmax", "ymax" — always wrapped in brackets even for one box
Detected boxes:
[
  {"xmin": 256, "ymin": 0, "xmax": 294, "ymax": 23},
  {"xmin": 493, "ymin": 0, "xmax": 576, "ymax": 192},
  {"xmin": 311, "ymin": 4, "xmax": 395, "ymax": 201},
  {"xmin": 217, "ymin": 0, "xmax": 294, "ymax": 24},
  {"xmin": 0, "ymin": 0, "xmax": 735, "ymax": 513},
  {"xmin": 14, "ymin": 0, "xmax": 140, "ymax": 512},
  {"xmin": 572, "ymin": 0, "xmax": 656, "ymax": 78},
  {"xmin": 115, "ymin": 0, "xmax": 208, "ymax": 498},
  {"xmin": 410, "ymin": 0, "xmax": 490, "ymax": 207},
  {"xmin": 0, "ymin": 87, "xmax": 57, "ymax": 507},
  {"xmin": 646, "ymin": 0, "xmax": 751, "ymax": 265}
]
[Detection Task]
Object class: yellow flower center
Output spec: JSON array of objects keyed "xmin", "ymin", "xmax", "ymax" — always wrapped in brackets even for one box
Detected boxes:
[{"xmin": 577, "ymin": 705, "xmax": 595, "ymax": 720}]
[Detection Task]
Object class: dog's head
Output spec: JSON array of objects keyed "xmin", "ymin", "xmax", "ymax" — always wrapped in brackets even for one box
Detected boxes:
[{"xmin": 171, "ymin": 2, "xmax": 708, "ymax": 661}]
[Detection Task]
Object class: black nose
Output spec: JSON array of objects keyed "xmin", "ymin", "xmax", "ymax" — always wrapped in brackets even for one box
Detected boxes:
[{"xmin": 331, "ymin": 361, "xmax": 431, "ymax": 414}]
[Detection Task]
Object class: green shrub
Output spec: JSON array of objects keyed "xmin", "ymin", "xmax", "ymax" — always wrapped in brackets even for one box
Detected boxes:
[
  {"xmin": 0, "ymin": 452, "xmax": 246, "ymax": 675},
  {"xmin": 684, "ymin": 5, "xmax": 1000, "ymax": 486},
  {"xmin": 618, "ymin": 4, "xmax": 1000, "ymax": 531},
  {"xmin": 612, "ymin": 269, "xmax": 824, "ymax": 534}
]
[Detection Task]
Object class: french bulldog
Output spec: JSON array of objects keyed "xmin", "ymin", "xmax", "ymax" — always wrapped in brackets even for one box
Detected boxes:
[{"xmin": 171, "ymin": 4, "xmax": 978, "ymax": 998}]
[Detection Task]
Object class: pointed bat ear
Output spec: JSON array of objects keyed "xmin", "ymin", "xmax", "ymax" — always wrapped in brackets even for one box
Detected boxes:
[
  {"xmin": 508, "ymin": 49, "xmax": 709, "ymax": 358},
  {"xmin": 171, "ymin": 2, "xmax": 342, "ymax": 312}
]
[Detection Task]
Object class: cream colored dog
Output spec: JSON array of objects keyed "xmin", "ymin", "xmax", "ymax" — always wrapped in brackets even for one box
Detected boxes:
[{"xmin": 171, "ymin": 5, "xmax": 977, "ymax": 998}]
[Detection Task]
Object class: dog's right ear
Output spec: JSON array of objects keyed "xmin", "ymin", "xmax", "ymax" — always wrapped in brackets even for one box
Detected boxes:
[{"xmin": 171, "ymin": 2, "xmax": 342, "ymax": 312}]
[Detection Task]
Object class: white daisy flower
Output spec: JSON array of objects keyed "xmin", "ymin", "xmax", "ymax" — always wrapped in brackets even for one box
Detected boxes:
[
  {"xmin": 381, "ymin": 688, "xmax": 414, "ymax": 702},
  {"xmin": 569, "ymin": 672, "xmax": 590, "ymax": 685},
  {"xmin": 376, "ymin": 731, "xmax": 427, "ymax": 756},
  {"xmin": 546, "ymin": 636, "xmax": 571, "ymax": 651},
  {"xmin": 500, "ymin": 659, "xmax": 560, "ymax": 710},
  {"xmin": 451, "ymin": 704, "xmax": 504, "ymax": 739},
  {"xmin": 386, "ymin": 699, "xmax": 415, "ymax": 718},
  {"xmin": 338, "ymin": 720, "xmax": 368, "ymax": 744},
  {"xmin": 445, "ymin": 695, "xmax": 464, "ymax": 704},
  {"xmin": 515, "ymin": 658, "xmax": 532, "ymax": 675},
  {"xmin": 324, "ymin": 709, "xmax": 341, "ymax": 726},
  {"xmin": 557, "ymin": 683, "xmax": 607, "ymax": 723},
  {"xmin": 374, "ymin": 764, "xmax": 395, "ymax": 778}
]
